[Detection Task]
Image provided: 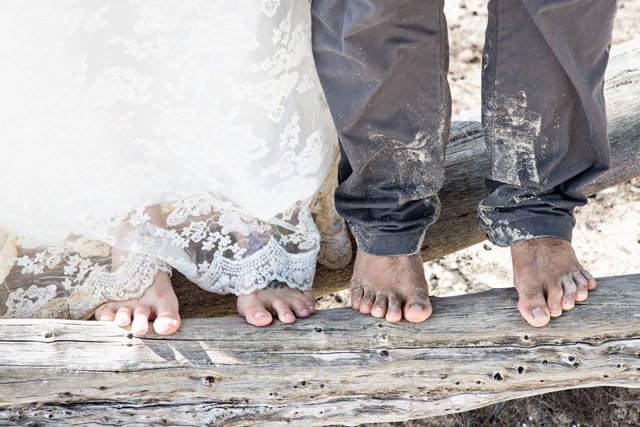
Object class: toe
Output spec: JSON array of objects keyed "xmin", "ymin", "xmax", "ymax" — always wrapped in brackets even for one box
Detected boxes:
[
  {"xmin": 581, "ymin": 269, "xmax": 597, "ymax": 291},
  {"xmin": 131, "ymin": 306, "xmax": 151, "ymax": 336},
  {"xmin": 150, "ymin": 294, "xmax": 180, "ymax": 336},
  {"xmin": 153, "ymin": 316, "xmax": 181, "ymax": 336},
  {"xmin": 573, "ymin": 271, "xmax": 589, "ymax": 301},
  {"xmin": 289, "ymin": 298, "xmax": 312, "ymax": 318},
  {"xmin": 350, "ymin": 284, "xmax": 364, "ymax": 310},
  {"xmin": 370, "ymin": 293, "xmax": 388, "ymax": 319},
  {"xmin": 237, "ymin": 295, "xmax": 273, "ymax": 327},
  {"xmin": 95, "ymin": 304, "xmax": 116, "ymax": 322},
  {"xmin": 271, "ymin": 298, "xmax": 296, "ymax": 324},
  {"xmin": 404, "ymin": 287, "xmax": 432, "ymax": 323},
  {"xmin": 561, "ymin": 275, "xmax": 578, "ymax": 310},
  {"xmin": 546, "ymin": 280, "xmax": 564, "ymax": 317},
  {"xmin": 302, "ymin": 291, "xmax": 316, "ymax": 313},
  {"xmin": 385, "ymin": 293, "xmax": 402, "ymax": 323},
  {"xmin": 359, "ymin": 288, "xmax": 375, "ymax": 315},
  {"xmin": 517, "ymin": 286, "xmax": 550, "ymax": 327},
  {"xmin": 114, "ymin": 307, "xmax": 133, "ymax": 328}
]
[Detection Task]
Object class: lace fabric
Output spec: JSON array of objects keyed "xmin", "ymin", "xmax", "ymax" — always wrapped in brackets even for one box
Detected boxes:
[{"xmin": 0, "ymin": 0, "xmax": 351, "ymax": 319}]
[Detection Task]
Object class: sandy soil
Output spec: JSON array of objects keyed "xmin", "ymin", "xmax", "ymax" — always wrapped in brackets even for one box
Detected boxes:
[{"xmin": 318, "ymin": 1, "xmax": 640, "ymax": 425}]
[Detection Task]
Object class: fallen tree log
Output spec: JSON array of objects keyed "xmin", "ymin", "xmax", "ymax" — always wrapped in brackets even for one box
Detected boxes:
[
  {"xmin": 175, "ymin": 38, "xmax": 640, "ymax": 318},
  {"xmin": 1, "ymin": 273, "xmax": 639, "ymax": 425}
]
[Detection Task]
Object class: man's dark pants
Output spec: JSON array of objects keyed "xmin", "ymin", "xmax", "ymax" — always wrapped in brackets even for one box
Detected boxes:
[{"xmin": 311, "ymin": 0, "xmax": 616, "ymax": 255}]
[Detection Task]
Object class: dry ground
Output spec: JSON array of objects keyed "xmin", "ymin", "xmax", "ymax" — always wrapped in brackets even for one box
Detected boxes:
[{"xmin": 318, "ymin": 1, "xmax": 640, "ymax": 425}]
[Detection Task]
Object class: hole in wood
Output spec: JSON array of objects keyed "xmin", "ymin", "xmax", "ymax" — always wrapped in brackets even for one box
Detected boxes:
[
  {"xmin": 379, "ymin": 350, "xmax": 389, "ymax": 358},
  {"xmin": 126, "ymin": 333, "xmax": 133, "ymax": 339},
  {"xmin": 573, "ymin": 362, "xmax": 580, "ymax": 368},
  {"xmin": 517, "ymin": 366, "xmax": 525, "ymax": 374},
  {"xmin": 44, "ymin": 332, "xmax": 53, "ymax": 339},
  {"xmin": 493, "ymin": 373, "xmax": 504, "ymax": 381},
  {"xmin": 523, "ymin": 334, "xmax": 530, "ymax": 341},
  {"xmin": 314, "ymin": 327, "xmax": 323, "ymax": 333},
  {"xmin": 202, "ymin": 376, "xmax": 217, "ymax": 386},
  {"xmin": 542, "ymin": 359, "xmax": 548, "ymax": 366},
  {"xmin": 568, "ymin": 356, "xmax": 576, "ymax": 362}
]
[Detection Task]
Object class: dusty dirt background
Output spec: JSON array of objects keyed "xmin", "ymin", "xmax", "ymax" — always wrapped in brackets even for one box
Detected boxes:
[{"xmin": 319, "ymin": 1, "xmax": 640, "ymax": 425}]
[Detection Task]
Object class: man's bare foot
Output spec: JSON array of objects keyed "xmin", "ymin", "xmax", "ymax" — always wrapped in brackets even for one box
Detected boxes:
[
  {"xmin": 350, "ymin": 249, "xmax": 432, "ymax": 323},
  {"xmin": 511, "ymin": 237, "xmax": 596, "ymax": 328},
  {"xmin": 94, "ymin": 272, "xmax": 181, "ymax": 336},
  {"xmin": 237, "ymin": 281, "xmax": 316, "ymax": 327}
]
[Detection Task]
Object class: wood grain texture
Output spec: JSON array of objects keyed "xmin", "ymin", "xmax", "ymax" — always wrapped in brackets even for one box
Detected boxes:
[
  {"xmin": 1, "ymin": 274, "xmax": 639, "ymax": 425},
  {"xmin": 175, "ymin": 39, "xmax": 640, "ymax": 319}
]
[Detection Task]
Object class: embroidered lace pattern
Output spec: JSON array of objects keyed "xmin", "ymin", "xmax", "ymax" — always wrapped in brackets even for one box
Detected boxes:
[{"xmin": 0, "ymin": 0, "xmax": 351, "ymax": 319}]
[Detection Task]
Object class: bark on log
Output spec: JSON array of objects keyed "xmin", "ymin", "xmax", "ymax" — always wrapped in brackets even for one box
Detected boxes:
[
  {"xmin": 175, "ymin": 39, "xmax": 640, "ymax": 319},
  {"xmin": 1, "ymin": 274, "xmax": 639, "ymax": 426}
]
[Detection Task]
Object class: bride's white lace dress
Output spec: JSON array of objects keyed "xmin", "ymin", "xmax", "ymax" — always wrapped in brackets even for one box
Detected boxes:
[{"xmin": 0, "ymin": 0, "xmax": 351, "ymax": 319}]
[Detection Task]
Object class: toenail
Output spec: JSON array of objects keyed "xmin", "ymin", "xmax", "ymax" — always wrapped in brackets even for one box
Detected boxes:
[
  {"xmin": 156, "ymin": 318, "xmax": 177, "ymax": 327},
  {"xmin": 255, "ymin": 311, "xmax": 268, "ymax": 319},
  {"xmin": 284, "ymin": 313, "xmax": 295, "ymax": 321},
  {"xmin": 532, "ymin": 308, "xmax": 547, "ymax": 319}
]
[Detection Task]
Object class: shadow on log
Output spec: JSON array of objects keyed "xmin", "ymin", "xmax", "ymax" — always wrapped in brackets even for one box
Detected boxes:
[
  {"xmin": 175, "ymin": 39, "xmax": 640, "ymax": 319},
  {"xmin": 1, "ymin": 274, "xmax": 639, "ymax": 425}
]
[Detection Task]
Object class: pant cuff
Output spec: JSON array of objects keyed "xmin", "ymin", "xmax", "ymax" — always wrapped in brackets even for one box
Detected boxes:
[
  {"xmin": 349, "ymin": 224, "xmax": 426, "ymax": 256},
  {"xmin": 480, "ymin": 213, "xmax": 574, "ymax": 248}
]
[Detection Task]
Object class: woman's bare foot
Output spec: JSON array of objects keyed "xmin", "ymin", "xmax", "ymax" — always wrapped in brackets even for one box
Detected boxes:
[
  {"xmin": 350, "ymin": 249, "xmax": 432, "ymax": 323},
  {"xmin": 237, "ymin": 281, "xmax": 316, "ymax": 327},
  {"xmin": 94, "ymin": 272, "xmax": 181, "ymax": 336},
  {"xmin": 511, "ymin": 237, "xmax": 596, "ymax": 328}
]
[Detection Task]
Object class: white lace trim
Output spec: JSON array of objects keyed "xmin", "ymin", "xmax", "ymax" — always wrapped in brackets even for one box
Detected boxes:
[
  {"xmin": 2, "ymin": 250, "xmax": 170, "ymax": 320},
  {"xmin": 197, "ymin": 236, "xmax": 317, "ymax": 296}
]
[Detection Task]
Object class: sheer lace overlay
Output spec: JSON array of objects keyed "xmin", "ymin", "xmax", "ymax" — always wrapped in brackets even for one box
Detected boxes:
[{"xmin": 0, "ymin": 0, "xmax": 351, "ymax": 319}]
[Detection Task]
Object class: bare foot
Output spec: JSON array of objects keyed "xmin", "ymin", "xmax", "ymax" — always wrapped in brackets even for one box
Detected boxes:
[
  {"xmin": 350, "ymin": 249, "xmax": 432, "ymax": 323},
  {"xmin": 94, "ymin": 272, "xmax": 181, "ymax": 336},
  {"xmin": 511, "ymin": 237, "xmax": 596, "ymax": 327},
  {"xmin": 237, "ymin": 281, "xmax": 316, "ymax": 327}
]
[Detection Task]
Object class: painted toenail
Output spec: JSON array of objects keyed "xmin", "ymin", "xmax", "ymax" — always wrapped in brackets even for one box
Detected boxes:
[
  {"xmin": 532, "ymin": 308, "xmax": 547, "ymax": 319},
  {"xmin": 255, "ymin": 311, "xmax": 268, "ymax": 319}
]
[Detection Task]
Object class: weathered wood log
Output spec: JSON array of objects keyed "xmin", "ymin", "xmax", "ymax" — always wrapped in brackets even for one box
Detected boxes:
[
  {"xmin": 175, "ymin": 39, "xmax": 640, "ymax": 319},
  {"xmin": 1, "ymin": 274, "xmax": 639, "ymax": 425}
]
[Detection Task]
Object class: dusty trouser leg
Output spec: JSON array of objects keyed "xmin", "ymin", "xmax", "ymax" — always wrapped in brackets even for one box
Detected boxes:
[
  {"xmin": 479, "ymin": 0, "xmax": 616, "ymax": 326},
  {"xmin": 311, "ymin": 0, "xmax": 450, "ymax": 256},
  {"xmin": 311, "ymin": 0, "xmax": 450, "ymax": 323}
]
